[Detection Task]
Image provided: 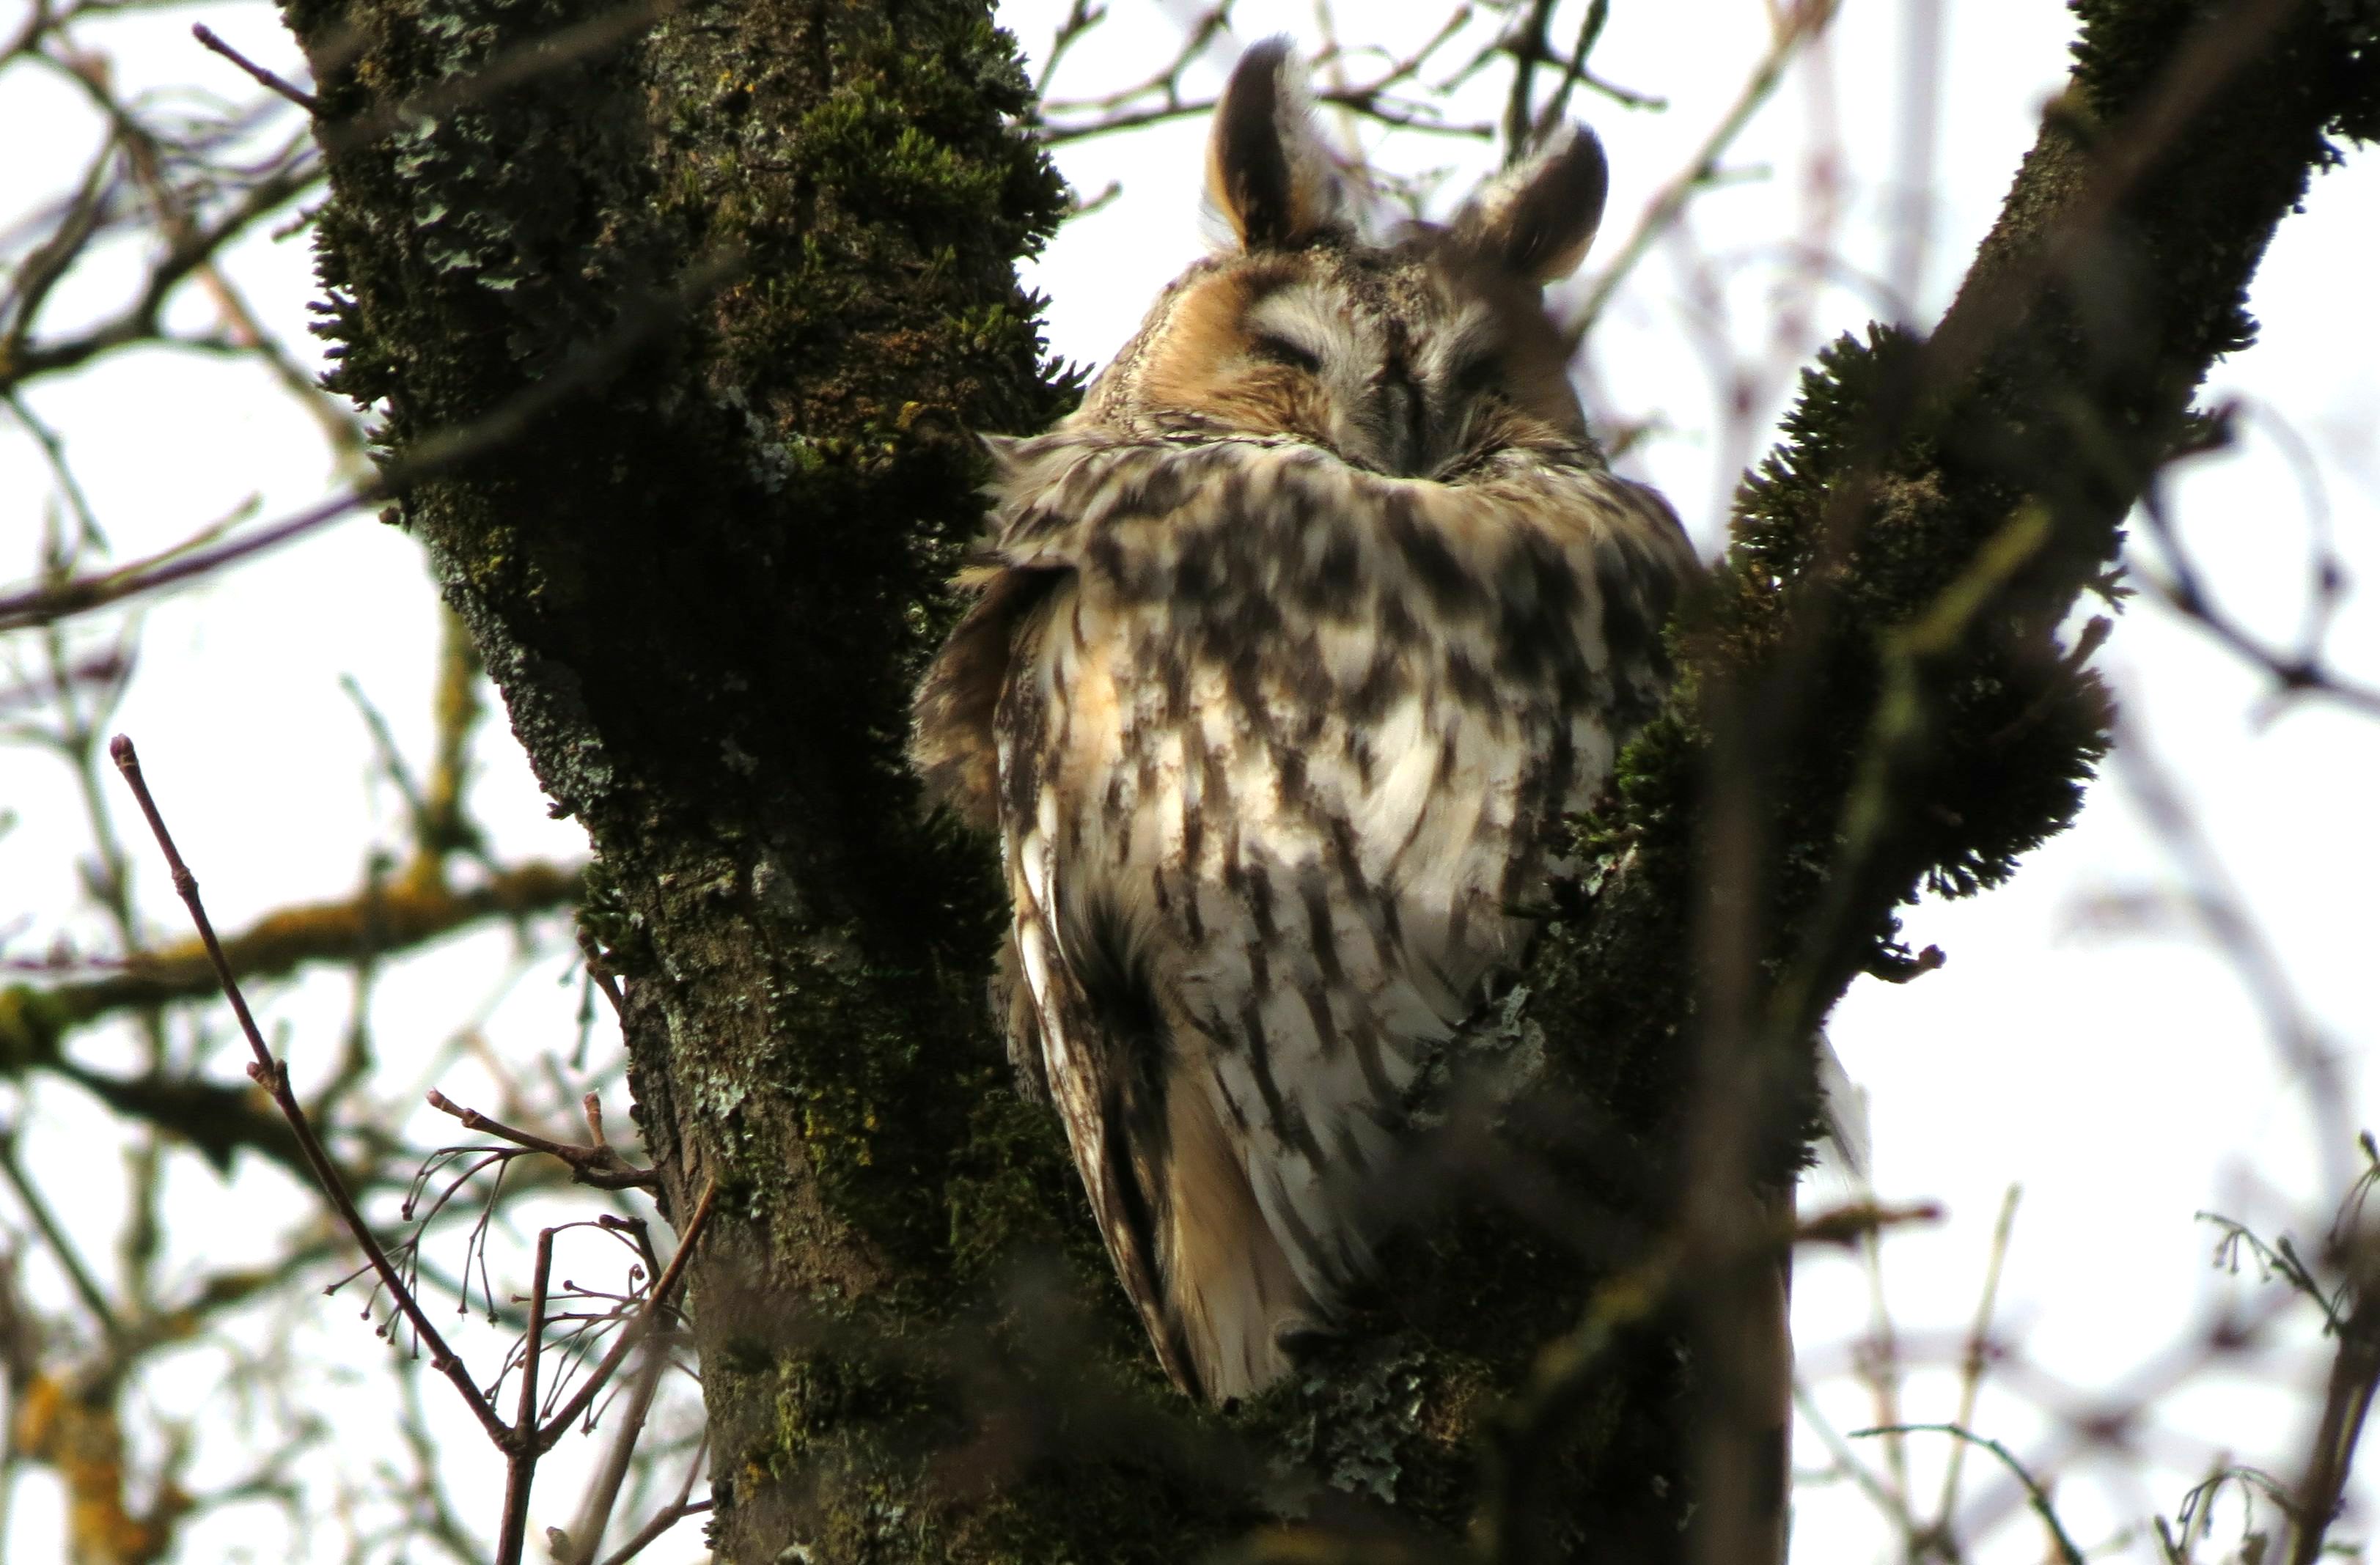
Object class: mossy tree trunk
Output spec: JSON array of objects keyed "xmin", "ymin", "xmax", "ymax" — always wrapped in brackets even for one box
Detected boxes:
[{"xmin": 277, "ymin": 0, "xmax": 2379, "ymax": 1558}]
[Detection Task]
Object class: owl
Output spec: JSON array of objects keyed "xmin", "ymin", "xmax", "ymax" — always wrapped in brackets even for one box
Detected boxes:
[{"xmin": 911, "ymin": 40, "xmax": 1699, "ymax": 1404}]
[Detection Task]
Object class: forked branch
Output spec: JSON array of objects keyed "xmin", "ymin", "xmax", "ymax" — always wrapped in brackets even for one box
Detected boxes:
[
  {"xmin": 109, "ymin": 732, "xmax": 507, "ymax": 1442},
  {"xmin": 427, "ymin": 1088, "xmax": 658, "ymax": 1192},
  {"xmin": 109, "ymin": 730, "xmax": 716, "ymax": 1564}
]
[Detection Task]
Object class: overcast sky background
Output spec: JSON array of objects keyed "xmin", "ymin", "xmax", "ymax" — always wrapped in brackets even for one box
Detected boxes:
[{"xmin": 2, "ymin": 0, "xmax": 2376, "ymax": 1558}]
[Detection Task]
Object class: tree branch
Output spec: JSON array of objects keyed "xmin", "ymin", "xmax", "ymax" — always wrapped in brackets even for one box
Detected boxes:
[{"xmin": 1, "ymin": 860, "xmax": 580, "ymax": 1056}]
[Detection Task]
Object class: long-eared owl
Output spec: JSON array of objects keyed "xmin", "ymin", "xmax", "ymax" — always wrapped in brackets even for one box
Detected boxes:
[{"xmin": 911, "ymin": 39, "xmax": 1698, "ymax": 1404}]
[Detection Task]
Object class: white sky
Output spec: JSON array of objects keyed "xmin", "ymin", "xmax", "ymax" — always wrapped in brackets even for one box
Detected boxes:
[{"xmin": 2, "ymin": 0, "xmax": 2376, "ymax": 1559}]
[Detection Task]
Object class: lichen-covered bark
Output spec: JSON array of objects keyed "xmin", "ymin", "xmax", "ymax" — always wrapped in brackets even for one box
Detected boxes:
[
  {"xmin": 1477, "ymin": 1, "xmax": 2380, "ymax": 1552},
  {"xmin": 279, "ymin": 0, "xmax": 2378, "ymax": 1559}
]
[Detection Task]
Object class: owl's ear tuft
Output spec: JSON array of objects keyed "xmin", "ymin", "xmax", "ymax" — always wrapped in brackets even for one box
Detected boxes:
[
  {"xmin": 1455, "ymin": 122, "xmax": 1609, "ymax": 285},
  {"xmin": 1208, "ymin": 39, "xmax": 1346, "ymax": 250}
]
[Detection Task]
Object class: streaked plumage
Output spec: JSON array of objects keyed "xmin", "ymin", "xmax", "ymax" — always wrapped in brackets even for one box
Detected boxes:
[{"xmin": 912, "ymin": 40, "xmax": 1697, "ymax": 1403}]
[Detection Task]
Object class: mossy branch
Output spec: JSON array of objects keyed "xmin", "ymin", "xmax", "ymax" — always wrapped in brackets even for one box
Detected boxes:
[
  {"xmin": 1, "ymin": 858, "xmax": 581, "ymax": 1064},
  {"xmin": 0, "ymin": 858, "xmax": 580, "ymax": 1169},
  {"xmin": 1463, "ymin": 0, "xmax": 2380, "ymax": 1545}
]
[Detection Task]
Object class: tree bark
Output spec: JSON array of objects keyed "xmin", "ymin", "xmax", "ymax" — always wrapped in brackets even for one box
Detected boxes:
[{"xmin": 276, "ymin": 0, "xmax": 2380, "ymax": 1558}]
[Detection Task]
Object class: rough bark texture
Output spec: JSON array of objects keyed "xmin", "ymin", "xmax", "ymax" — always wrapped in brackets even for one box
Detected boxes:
[{"xmin": 278, "ymin": 0, "xmax": 2379, "ymax": 1558}]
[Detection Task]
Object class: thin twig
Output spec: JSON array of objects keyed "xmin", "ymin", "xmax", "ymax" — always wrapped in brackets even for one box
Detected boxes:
[
  {"xmin": 1035, "ymin": 0, "xmax": 1106, "ymax": 96},
  {"xmin": 573, "ymin": 925, "xmax": 627, "ymax": 1020},
  {"xmin": 538, "ymin": 1179, "xmax": 716, "ymax": 1448},
  {"xmin": 341, "ymin": 673, "xmax": 433, "ymax": 837},
  {"xmin": 0, "ymin": 250, "xmax": 742, "ymax": 633},
  {"xmin": 191, "ymin": 24, "xmax": 319, "ymax": 113},
  {"xmin": 0, "ymin": 152, "xmax": 321, "ymax": 391},
  {"xmin": 1792, "ymin": 1382, "xmax": 1925, "ymax": 1541},
  {"xmin": 495, "ymin": 1229, "xmax": 557, "ymax": 1565},
  {"xmin": 108, "ymin": 734, "xmax": 508, "ymax": 1443},
  {"xmin": 565, "ymin": 1317, "xmax": 670, "ymax": 1564},
  {"xmin": 1565, "ymin": 0, "xmax": 1838, "ymax": 341},
  {"xmin": 2135, "ymin": 485, "xmax": 2380, "ymax": 719},
  {"xmin": 426, "ymin": 1090, "xmax": 657, "ymax": 1192},
  {"xmin": 1933, "ymin": 1186, "xmax": 2021, "ymax": 1534},
  {"xmin": 0, "ymin": 502, "xmax": 343, "ymax": 634},
  {"xmin": 1041, "ymin": 16, "xmax": 1485, "ymax": 146},
  {"xmin": 3, "ymin": 389, "xmax": 106, "ymax": 544},
  {"xmin": 1043, "ymin": 83, "xmax": 1493, "ymax": 145},
  {"xmin": 1855, "ymin": 1423, "xmax": 2087, "ymax": 1565},
  {"xmin": 0, "ymin": 1126, "xmax": 123, "ymax": 1341},
  {"xmin": 1793, "ymin": 1199, "xmax": 1943, "ymax": 1248},
  {"xmin": 597, "ymin": 1497, "xmax": 711, "ymax": 1565},
  {"xmin": 71, "ymin": 62, "xmax": 364, "ymax": 466},
  {"xmin": 595, "ymin": 1433, "xmax": 710, "ymax": 1565}
]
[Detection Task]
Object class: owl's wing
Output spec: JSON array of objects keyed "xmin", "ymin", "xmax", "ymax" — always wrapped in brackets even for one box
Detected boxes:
[
  {"xmin": 914, "ymin": 439, "xmax": 1245, "ymax": 1393},
  {"xmin": 972, "ymin": 436, "xmax": 1694, "ymax": 1385}
]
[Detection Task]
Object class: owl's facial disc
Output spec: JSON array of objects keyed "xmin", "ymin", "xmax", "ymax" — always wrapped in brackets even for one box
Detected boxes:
[{"xmin": 1226, "ymin": 261, "xmax": 1582, "ymax": 478}]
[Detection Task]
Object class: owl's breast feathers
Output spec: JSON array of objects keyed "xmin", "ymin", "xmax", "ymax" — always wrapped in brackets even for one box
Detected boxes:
[{"xmin": 911, "ymin": 430, "xmax": 1695, "ymax": 1401}]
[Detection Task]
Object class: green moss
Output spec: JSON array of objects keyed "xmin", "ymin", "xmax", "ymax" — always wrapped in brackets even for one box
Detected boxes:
[{"xmin": 0, "ymin": 984, "xmax": 69, "ymax": 1072}]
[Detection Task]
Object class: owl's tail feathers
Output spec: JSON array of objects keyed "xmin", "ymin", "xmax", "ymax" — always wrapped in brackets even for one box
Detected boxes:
[{"xmin": 1160, "ymin": 1061, "xmax": 1327, "ymax": 1404}]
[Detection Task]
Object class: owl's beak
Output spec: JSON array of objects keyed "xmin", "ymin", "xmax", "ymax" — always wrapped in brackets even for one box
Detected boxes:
[{"xmin": 1372, "ymin": 363, "xmax": 1430, "ymax": 476}]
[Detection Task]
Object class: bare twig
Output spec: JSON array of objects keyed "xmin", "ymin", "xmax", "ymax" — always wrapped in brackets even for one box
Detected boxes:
[
  {"xmin": 1565, "ymin": 0, "xmax": 1839, "ymax": 341},
  {"xmin": 1035, "ymin": 0, "xmax": 1107, "ymax": 96},
  {"xmin": 1496, "ymin": 0, "xmax": 1590, "ymax": 158},
  {"xmin": 1854, "ymin": 1423, "xmax": 2087, "ymax": 1565},
  {"xmin": 0, "ymin": 648, "xmax": 129, "ymax": 718},
  {"xmin": 2115, "ymin": 726, "xmax": 2352, "ymax": 1198},
  {"xmin": 563, "ymin": 1317, "xmax": 669, "ymax": 1564},
  {"xmin": 2284, "ymin": 1146, "xmax": 2380, "ymax": 1565},
  {"xmin": 1040, "ymin": 16, "xmax": 1488, "ymax": 145},
  {"xmin": 191, "ymin": 23, "xmax": 319, "ymax": 112},
  {"xmin": 2134, "ymin": 482, "xmax": 2380, "ymax": 719},
  {"xmin": 1530, "ymin": 0, "xmax": 1656, "ymax": 141},
  {"xmin": 573, "ymin": 926, "xmax": 628, "ymax": 1021},
  {"xmin": 598, "ymin": 1497, "xmax": 712, "ymax": 1565},
  {"xmin": 1043, "ymin": 81, "xmax": 1493, "ymax": 144},
  {"xmin": 1948, "ymin": 1282, "xmax": 2304, "ymax": 1542},
  {"xmin": 0, "ymin": 138, "xmax": 117, "ymax": 354},
  {"xmin": 2288, "ymin": 1292, "xmax": 2380, "ymax": 1565},
  {"xmin": 0, "ymin": 859, "xmax": 582, "ymax": 1059},
  {"xmin": 0, "ymin": 154, "xmax": 321, "ymax": 390},
  {"xmin": 1932, "ymin": 1186, "xmax": 2021, "ymax": 1542},
  {"xmin": 1037, "ymin": 1, "xmax": 1231, "ymax": 120},
  {"xmin": 4, "ymin": 389, "xmax": 106, "ymax": 544},
  {"xmin": 426, "ymin": 1090, "xmax": 658, "ymax": 1193},
  {"xmin": 108, "ymin": 733, "xmax": 507, "ymax": 1443},
  {"xmin": 0, "ymin": 1126, "xmax": 122, "ymax": 1340},
  {"xmin": 594, "ymin": 1436, "xmax": 710, "ymax": 1565},
  {"xmin": 1793, "ymin": 1198, "xmax": 1944, "ymax": 1248},
  {"xmin": 0, "ymin": 501, "xmax": 342, "ymax": 634},
  {"xmin": 1792, "ymin": 1382, "xmax": 1926, "ymax": 1542},
  {"xmin": 0, "ymin": 249, "xmax": 741, "ymax": 633},
  {"xmin": 495, "ymin": 1229, "xmax": 557, "ymax": 1565},
  {"xmin": 537, "ymin": 1179, "xmax": 715, "ymax": 1448}
]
